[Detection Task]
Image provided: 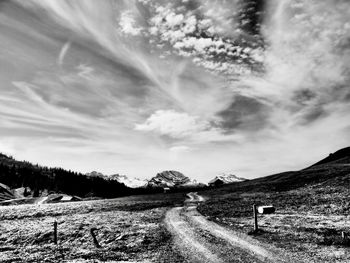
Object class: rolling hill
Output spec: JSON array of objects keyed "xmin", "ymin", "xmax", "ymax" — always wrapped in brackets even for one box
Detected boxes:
[
  {"xmin": 198, "ymin": 146, "xmax": 350, "ymax": 218},
  {"xmin": 197, "ymin": 147, "xmax": 350, "ymax": 262},
  {"xmin": 206, "ymin": 147, "xmax": 350, "ymax": 194},
  {"xmin": 310, "ymin": 146, "xmax": 350, "ymax": 167}
]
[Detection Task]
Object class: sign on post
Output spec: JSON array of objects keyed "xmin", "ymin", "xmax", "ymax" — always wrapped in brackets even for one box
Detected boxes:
[
  {"xmin": 257, "ymin": 205, "xmax": 276, "ymax": 214},
  {"xmin": 252, "ymin": 205, "xmax": 276, "ymax": 233}
]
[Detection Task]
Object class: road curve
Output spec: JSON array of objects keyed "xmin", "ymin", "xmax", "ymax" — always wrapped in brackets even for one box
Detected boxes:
[{"xmin": 165, "ymin": 192, "xmax": 296, "ymax": 263}]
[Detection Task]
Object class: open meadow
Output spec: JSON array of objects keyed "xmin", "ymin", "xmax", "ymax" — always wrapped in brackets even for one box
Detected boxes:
[
  {"xmin": 0, "ymin": 193, "xmax": 186, "ymax": 263},
  {"xmin": 198, "ymin": 170, "xmax": 350, "ymax": 263}
]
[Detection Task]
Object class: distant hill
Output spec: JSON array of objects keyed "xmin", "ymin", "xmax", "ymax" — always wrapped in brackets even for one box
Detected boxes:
[
  {"xmin": 0, "ymin": 153, "xmax": 130, "ymax": 199},
  {"xmin": 202, "ymin": 146, "xmax": 350, "ymax": 194},
  {"xmin": 198, "ymin": 147, "xmax": 350, "ymax": 258}
]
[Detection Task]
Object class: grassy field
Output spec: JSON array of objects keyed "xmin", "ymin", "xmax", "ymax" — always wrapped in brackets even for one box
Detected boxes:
[
  {"xmin": 2, "ymin": 149, "xmax": 350, "ymax": 262},
  {"xmin": 0, "ymin": 193, "xmax": 186, "ymax": 263},
  {"xmin": 198, "ymin": 166, "xmax": 350, "ymax": 262}
]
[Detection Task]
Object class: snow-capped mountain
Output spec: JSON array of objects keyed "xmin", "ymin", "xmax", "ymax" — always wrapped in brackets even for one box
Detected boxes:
[
  {"xmin": 208, "ymin": 173, "xmax": 247, "ymax": 185},
  {"xmin": 109, "ymin": 174, "xmax": 148, "ymax": 188},
  {"xmin": 147, "ymin": 170, "xmax": 189, "ymax": 188},
  {"xmin": 85, "ymin": 171, "xmax": 148, "ymax": 188},
  {"xmin": 85, "ymin": 170, "xmax": 205, "ymax": 189},
  {"xmin": 85, "ymin": 171, "xmax": 105, "ymax": 178},
  {"xmin": 181, "ymin": 179, "xmax": 206, "ymax": 188},
  {"xmin": 147, "ymin": 170, "xmax": 204, "ymax": 188}
]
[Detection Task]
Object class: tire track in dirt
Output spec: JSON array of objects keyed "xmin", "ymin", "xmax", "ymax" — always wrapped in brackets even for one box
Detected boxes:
[
  {"xmin": 165, "ymin": 207, "xmax": 224, "ymax": 263},
  {"xmin": 165, "ymin": 192, "xmax": 296, "ymax": 263}
]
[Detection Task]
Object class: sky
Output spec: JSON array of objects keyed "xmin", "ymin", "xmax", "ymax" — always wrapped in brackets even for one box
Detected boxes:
[{"xmin": 0, "ymin": 0, "xmax": 350, "ymax": 182}]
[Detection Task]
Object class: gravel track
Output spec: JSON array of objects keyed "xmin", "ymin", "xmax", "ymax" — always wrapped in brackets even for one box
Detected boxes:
[{"xmin": 165, "ymin": 192, "xmax": 297, "ymax": 263}]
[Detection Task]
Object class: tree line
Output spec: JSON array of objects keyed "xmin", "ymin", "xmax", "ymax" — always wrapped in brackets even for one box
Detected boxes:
[{"xmin": 0, "ymin": 153, "xmax": 130, "ymax": 198}]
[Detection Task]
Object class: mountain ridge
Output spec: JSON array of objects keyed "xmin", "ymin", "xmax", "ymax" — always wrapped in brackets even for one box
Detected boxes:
[
  {"xmin": 85, "ymin": 170, "xmax": 205, "ymax": 189},
  {"xmin": 109, "ymin": 174, "xmax": 148, "ymax": 188},
  {"xmin": 147, "ymin": 170, "xmax": 205, "ymax": 188}
]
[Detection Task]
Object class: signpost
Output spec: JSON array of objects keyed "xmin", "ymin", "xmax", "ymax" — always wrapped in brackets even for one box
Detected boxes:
[{"xmin": 252, "ymin": 204, "xmax": 275, "ymax": 233}]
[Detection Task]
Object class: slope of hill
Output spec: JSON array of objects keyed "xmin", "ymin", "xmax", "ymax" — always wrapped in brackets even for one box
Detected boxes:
[
  {"xmin": 197, "ymin": 147, "xmax": 350, "ymax": 261},
  {"xmin": 0, "ymin": 153, "xmax": 130, "ymax": 199},
  {"xmin": 198, "ymin": 146, "xmax": 350, "ymax": 217},
  {"xmin": 0, "ymin": 182, "xmax": 14, "ymax": 201},
  {"xmin": 206, "ymin": 146, "xmax": 350, "ymax": 194},
  {"xmin": 310, "ymin": 147, "xmax": 350, "ymax": 167}
]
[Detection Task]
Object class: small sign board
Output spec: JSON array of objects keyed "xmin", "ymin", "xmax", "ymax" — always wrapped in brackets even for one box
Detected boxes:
[{"xmin": 257, "ymin": 205, "xmax": 275, "ymax": 214}]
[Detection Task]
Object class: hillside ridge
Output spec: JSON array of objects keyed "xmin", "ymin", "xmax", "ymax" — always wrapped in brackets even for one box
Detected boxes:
[
  {"xmin": 0, "ymin": 153, "xmax": 130, "ymax": 199},
  {"xmin": 310, "ymin": 147, "xmax": 350, "ymax": 167}
]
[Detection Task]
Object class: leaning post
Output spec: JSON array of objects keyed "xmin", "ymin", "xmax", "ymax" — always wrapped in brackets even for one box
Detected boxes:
[{"xmin": 90, "ymin": 228, "xmax": 101, "ymax": 248}]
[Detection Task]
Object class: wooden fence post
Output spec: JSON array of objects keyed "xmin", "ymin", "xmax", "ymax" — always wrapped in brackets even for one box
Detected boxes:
[
  {"xmin": 342, "ymin": 232, "xmax": 347, "ymax": 241},
  {"xmin": 53, "ymin": 221, "xmax": 58, "ymax": 244},
  {"xmin": 253, "ymin": 204, "xmax": 258, "ymax": 232},
  {"xmin": 90, "ymin": 228, "xmax": 101, "ymax": 248}
]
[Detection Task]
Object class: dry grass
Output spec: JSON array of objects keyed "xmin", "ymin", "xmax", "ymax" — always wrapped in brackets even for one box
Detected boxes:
[
  {"xmin": 0, "ymin": 193, "xmax": 186, "ymax": 263},
  {"xmin": 198, "ymin": 182, "xmax": 350, "ymax": 262}
]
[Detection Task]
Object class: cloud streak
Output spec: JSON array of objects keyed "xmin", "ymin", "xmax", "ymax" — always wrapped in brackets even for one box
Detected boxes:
[
  {"xmin": 0, "ymin": 0, "xmax": 349, "ymax": 181},
  {"xmin": 57, "ymin": 41, "xmax": 71, "ymax": 65}
]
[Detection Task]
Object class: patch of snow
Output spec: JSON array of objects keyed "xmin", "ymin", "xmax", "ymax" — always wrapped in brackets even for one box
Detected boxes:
[
  {"xmin": 111, "ymin": 174, "xmax": 148, "ymax": 188},
  {"xmin": 208, "ymin": 173, "xmax": 247, "ymax": 185}
]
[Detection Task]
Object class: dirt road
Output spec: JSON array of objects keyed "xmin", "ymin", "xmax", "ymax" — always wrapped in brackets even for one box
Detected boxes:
[{"xmin": 165, "ymin": 192, "xmax": 296, "ymax": 263}]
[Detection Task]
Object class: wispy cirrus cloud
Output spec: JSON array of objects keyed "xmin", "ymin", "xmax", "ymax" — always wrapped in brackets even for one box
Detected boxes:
[
  {"xmin": 57, "ymin": 41, "xmax": 71, "ymax": 65},
  {"xmin": 0, "ymin": 0, "xmax": 349, "ymax": 181}
]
